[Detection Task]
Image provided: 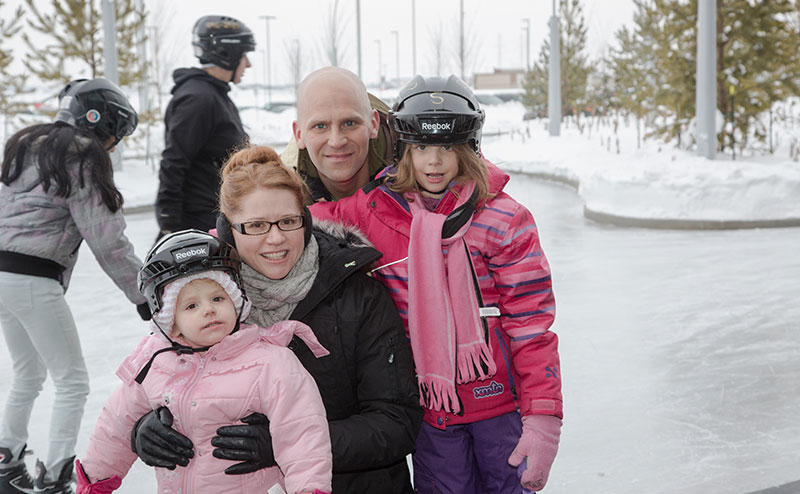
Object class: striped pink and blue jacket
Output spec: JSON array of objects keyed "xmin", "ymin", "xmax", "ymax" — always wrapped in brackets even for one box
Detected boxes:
[{"xmin": 310, "ymin": 164, "xmax": 562, "ymax": 429}]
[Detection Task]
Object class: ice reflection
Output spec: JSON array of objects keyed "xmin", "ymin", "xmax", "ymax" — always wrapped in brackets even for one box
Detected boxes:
[{"xmin": 504, "ymin": 174, "xmax": 800, "ymax": 494}]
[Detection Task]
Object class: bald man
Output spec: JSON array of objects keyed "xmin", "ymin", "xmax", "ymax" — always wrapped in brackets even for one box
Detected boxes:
[{"xmin": 287, "ymin": 67, "xmax": 393, "ymax": 201}]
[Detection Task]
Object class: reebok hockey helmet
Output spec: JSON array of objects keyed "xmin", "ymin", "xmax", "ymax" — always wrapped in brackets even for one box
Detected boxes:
[
  {"xmin": 390, "ymin": 74, "xmax": 485, "ymax": 160},
  {"xmin": 138, "ymin": 229, "xmax": 245, "ymax": 316}
]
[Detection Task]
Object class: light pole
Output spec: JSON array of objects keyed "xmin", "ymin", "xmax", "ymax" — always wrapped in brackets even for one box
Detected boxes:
[
  {"xmin": 695, "ymin": 0, "xmax": 716, "ymax": 159},
  {"xmin": 259, "ymin": 15, "xmax": 276, "ymax": 106},
  {"xmin": 374, "ymin": 39, "xmax": 383, "ymax": 88},
  {"xmin": 391, "ymin": 30, "xmax": 400, "ymax": 82},
  {"xmin": 522, "ymin": 18, "xmax": 530, "ymax": 70},
  {"xmin": 356, "ymin": 0, "xmax": 362, "ymax": 78},
  {"xmin": 548, "ymin": 0, "xmax": 561, "ymax": 136},
  {"xmin": 412, "ymin": 0, "xmax": 417, "ymax": 76},
  {"xmin": 459, "ymin": 0, "xmax": 464, "ymax": 80}
]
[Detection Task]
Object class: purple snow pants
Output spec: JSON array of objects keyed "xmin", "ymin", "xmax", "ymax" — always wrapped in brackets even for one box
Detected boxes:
[{"xmin": 412, "ymin": 411, "xmax": 536, "ymax": 494}]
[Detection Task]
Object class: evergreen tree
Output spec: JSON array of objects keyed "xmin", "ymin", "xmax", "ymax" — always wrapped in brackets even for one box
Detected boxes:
[
  {"xmin": 612, "ymin": 0, "xmax": 800, "ymax": 150},
  {"xmin": 521, "ymin": 0, "xmax": 591, "ymax": 118},
  {"xmin": 585, "ymin": 52, "xmax": 617, "ymax": 117},
  {"xmin": 22, "ymin": 0, "xmax": 146, "ymax": 87},
  {"xmin": 0, "ymin": 0, "xmax": 27, "ymax": 116},
  {"xmin": 716, "ymin": 0, "xmax": 800, "ymax": 151},
  {"xmin": 608, "ymin": 0, "xmax": 663, "ymax": 131}
]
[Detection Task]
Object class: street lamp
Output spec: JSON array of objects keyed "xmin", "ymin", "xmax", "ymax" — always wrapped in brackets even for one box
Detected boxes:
[
  {"xmin": 374, "ymin": 39, "xmax": 383, "ymax": 88},
  {"xmin": 411, "ymin": 0, "xmax": 417, "ymax": 76},
  {"xmin": 259, "ymin": 15, "xmax": 276, "ymax": 106},
  {"xmin": 356, "ymin": 0, "xmax": 362, "ymax": 78},
  {"xmin": 391, "ymin": 30, "xmax": 400, "ymax": 82},
  {"xmin": 522, "ymin": 18, "xmax": 530, "ymax": 70},
  {"xmin": 548, "ymin": 0, "xmax": 561, "ymax": 136}
]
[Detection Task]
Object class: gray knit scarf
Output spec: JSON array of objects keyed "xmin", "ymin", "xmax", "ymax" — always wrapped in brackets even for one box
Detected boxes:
[{"xmin": 241, "ymin": 236, "xmax": 320, "ymax": 327}]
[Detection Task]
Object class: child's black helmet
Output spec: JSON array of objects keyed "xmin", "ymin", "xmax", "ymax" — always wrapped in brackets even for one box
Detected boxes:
[
  {"xmin": 390, "ymin": 74, "xmax": 485, "ymax": 160},
  {"xmin": 55, "ymin": 77, "xmax": 138, "ymax": 147},
  {"xmin": 138, "ymin": 229, "xmax": 243, "ymax": 315},
  {"xmin": 192, "ymin": 15, "xmax": 256, "ymax": 71}
]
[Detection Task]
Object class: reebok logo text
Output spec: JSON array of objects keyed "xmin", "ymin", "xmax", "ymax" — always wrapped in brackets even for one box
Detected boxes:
[
  {"xmin": 421, "ymin": 122, "xmax": 451, "ymax": 131},
  {"xmin": 174, "ymin": 247, "xmax": 208, "ymax": 261}
]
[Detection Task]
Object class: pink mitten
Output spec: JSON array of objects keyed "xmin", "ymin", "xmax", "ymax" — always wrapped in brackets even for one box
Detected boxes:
[
  {"xmin": 507, "ymin": 414, "xmax": 562, "ymax": 491},
  {"xmin": 75, "ymin": 459, "xmax": 122, "ymax": 494}
]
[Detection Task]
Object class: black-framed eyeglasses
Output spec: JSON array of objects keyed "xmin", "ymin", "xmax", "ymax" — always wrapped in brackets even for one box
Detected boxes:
[{"xmin": 231, "ymin": 215, "xmax": 305, "ymax": 235}]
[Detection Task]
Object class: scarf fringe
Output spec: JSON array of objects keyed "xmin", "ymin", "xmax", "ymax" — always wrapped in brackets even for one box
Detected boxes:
[
  {"xmin": 456, "ymin": 343, "xmax": 498, "ymax": 384},
  {"xmin": 419, "ymin": 376, "xmax": 461, "ymax": 414}
]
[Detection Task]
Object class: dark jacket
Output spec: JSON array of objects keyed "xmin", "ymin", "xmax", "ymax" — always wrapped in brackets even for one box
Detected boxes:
[
  {"xmin": 156, "ymin": 68, "xmax": 247, "ymax": 232},
  {"xmin": 288, "ymin": 221, "xmax": 422, "ymax": 494}
]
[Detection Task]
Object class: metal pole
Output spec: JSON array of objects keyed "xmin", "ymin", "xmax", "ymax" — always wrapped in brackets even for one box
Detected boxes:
[
  {"xmin": 522, "ymin": 18, "xmax": 530, "ymax": 70},
  {"xmin": 356, "ymin": 0, "xmax": 362, "ymax": 78},
  {"xmin": 101, "ymin": 0, "xmax": 122, "ymax": 170},
  {"xmin": 548, "ymin": 0, "xmax": 561, "ymax": 136},
  {"xmin": 459, "ymin": 0, "xmax": 464, "ymax": 80},
  {"xmin": 101, "ymin": 0, "xmax": 119, "ymax": 84},
  {"xmin": 391, "ymin": 30, "xmax": 400, "ymax": 82},
  {"xmin": 375, "ymin": 39, "xmax": 382, "ymax": 87},
  {"xmin": 259, "ymin": 15, "xmax": 276, "ymax": 106},
  {"xmin": 135, "ymin": 0, "xmax": 147, "ymax": 112},
  {"xmin": 730, "ymin": 85, "xmax": 735, "ymax": 160},
  {"xmin": 412, "ymin": 0, "xmax": 417, "ymax": 76},
  {"xmin": 695, "ymin": 0, "xmax": 716, "ymax": 159}
]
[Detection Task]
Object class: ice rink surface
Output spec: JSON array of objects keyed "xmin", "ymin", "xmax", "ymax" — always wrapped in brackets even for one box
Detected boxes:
[{"xmin": 2, "ymin": 174, "xmax": 798, "ymax": 493}]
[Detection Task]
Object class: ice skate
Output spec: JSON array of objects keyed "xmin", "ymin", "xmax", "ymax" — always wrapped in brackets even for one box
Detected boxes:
[
  {"xmin": 32, "ymin": 457, "xmax": 74, "ymax": 494},
  {"xmin": 0, "ymin": 445, "xmax": 34, "ymax": 494}
]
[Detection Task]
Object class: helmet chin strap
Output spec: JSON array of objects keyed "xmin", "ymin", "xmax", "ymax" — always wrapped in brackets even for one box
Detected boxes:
[
  {"xmin": 134, "ymin": 298, "xmax": 246, "ymax": 384},
  {"xmin": 417, "ymin": 181, "xmax": 447, "ymax": 197}
]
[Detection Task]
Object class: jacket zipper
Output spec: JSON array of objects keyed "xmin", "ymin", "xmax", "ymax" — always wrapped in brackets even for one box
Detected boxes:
[
  {"xmin": 180, "ymin": 354, "xmax": 207, "ymax": 493},
  {"xmin": 494, "ymin": 327, "xmax": 518, "ymax": 403}
]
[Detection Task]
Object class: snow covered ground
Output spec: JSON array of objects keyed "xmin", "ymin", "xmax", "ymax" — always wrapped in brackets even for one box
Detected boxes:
[
  {"xmin": 109, "ymin": 91, "xmax": 800, "ymax": 228},
  {"xmin": 2, "ymin": 95, "xmax": 799, "ymax": 493}
]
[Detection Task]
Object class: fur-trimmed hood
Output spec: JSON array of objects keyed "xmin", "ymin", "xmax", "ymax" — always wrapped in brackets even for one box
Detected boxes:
[{"xmin": 312, "ymin": 218, "xmax": 374, "ymax": 250}]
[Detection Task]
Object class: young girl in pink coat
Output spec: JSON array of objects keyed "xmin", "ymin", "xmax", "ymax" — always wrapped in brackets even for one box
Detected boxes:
[
  {"xmin": 76, "ymin": 230, "xmax": 332, "ymax": 494},
  {"xmin": 311, "ymin": 75, "xmax": 562, "ymax": 493}
]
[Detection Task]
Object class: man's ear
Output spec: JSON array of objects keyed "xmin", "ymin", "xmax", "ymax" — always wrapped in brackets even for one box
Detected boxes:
[
  {"xmin": 369, "ymin": 109, "xmax": 380, "ymax": 139},
  {"xmin": 292, "ymin": 120, "xmax": 307, "ymax": 149}
]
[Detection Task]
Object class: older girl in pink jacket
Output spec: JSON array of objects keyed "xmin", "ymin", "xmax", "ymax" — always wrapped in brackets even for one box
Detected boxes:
[
  {"xmin": 311, "ymin": 75, "xmax": 562, "ymax": 494},
  {"xmin": 77, "ymin": 230, "xmax": 331, "ymax": 494}
]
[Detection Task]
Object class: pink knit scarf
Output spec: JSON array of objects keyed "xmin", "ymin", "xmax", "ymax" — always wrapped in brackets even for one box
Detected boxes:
[{"xmin": 407, "ymin": 183, "xmax": 497, "ymax": 414}]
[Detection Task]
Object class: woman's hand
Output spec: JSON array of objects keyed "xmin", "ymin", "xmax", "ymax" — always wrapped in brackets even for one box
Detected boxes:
[
  {"xmin": 211, "ymin": 412, "xmax": 277, "ymax": 474},
  {"xmin": 130, "ymin": 407, "xmax": 194, "ymax": 469}
]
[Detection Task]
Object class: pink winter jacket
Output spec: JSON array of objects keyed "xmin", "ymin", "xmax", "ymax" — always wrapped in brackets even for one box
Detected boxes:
[
  {"xmin": 80, "ymin": 321, "xmax": 332, "ymax": 494},
  {"xmin": 311, "ymin": 164, "xmax": 562, "ymax": 430}
]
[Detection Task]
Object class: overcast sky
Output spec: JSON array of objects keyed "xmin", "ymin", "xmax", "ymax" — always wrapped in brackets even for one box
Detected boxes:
[{"xmin": 4, "ymin": 0, "xmax": 636, "ymax": 87}]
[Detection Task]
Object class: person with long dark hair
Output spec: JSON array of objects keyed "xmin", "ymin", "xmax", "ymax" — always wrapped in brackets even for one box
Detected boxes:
[{"xmin": 0, "ymin": 78, "xmax": 150, "ymax": 494}]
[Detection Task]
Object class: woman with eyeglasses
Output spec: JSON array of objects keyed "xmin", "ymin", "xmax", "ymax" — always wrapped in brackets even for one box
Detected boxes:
[
  {"xmin": 0, "ymin": 78, "xmax": 150, "ymax": 494},
  {"xmin": 128, "ymin": 145, "xmax": 422, "ymax": 494}
]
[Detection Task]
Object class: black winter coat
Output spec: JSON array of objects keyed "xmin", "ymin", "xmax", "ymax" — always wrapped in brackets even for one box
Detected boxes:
[
  {"xmin": 288, "ymin": 222, "xmax": 422, "ymax": 494},
  {"xmin": 156, "ymin": 68, "xmax": 247, "ymax": 233}
]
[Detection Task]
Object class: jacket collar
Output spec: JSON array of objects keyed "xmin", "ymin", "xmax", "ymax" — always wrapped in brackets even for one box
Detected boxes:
[{"xmin": 290, "ymin": 223, "xmax": 382, "ymax": 321}]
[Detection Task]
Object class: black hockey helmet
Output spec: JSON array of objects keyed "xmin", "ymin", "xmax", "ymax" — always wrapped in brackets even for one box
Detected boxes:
[
  {"xmin": 192, "ymin": 15, "xmax": 256, "ymax": 71},
  {"xmin": 390, "ymin": 74, "xmax": 485, "ymax": 160},
  {"xmin": 55, "ymin": 77, "xmax": 138, "ymax": 148},
  {"xmin": 138, "ymin": 229, "xmax": 243, "ymax": 315}
]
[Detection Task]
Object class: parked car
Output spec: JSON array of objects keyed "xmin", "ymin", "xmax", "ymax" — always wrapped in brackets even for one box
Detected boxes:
[{"xmin": 263, "ymin": 101, "xmax": 295, "ymax": 113}]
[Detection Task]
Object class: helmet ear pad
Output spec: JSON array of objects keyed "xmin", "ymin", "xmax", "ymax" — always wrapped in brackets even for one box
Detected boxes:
[
  {"xmin": 216, "ymin": 213, "xmax": 236, "ymax": 247},
  {"xmin": 302, "ymin": 206, "xmax": 313, "ymax": 247},
  {"xmin": 215, "ymin": 208, "xmax": 313, "ymax": 248}
]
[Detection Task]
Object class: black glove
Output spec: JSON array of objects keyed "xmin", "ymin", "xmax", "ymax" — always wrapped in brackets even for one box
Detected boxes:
[
  {"xmin": 131, "ymin": 407, "xmax": 194, "ymax": 469},
  {"xmin": 136, "ymin": 302, "xmax": 152, "ymax": 321},
  {"xmin": 211, "ymin": 412, "xmax": 276, "ymax": 475}
]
